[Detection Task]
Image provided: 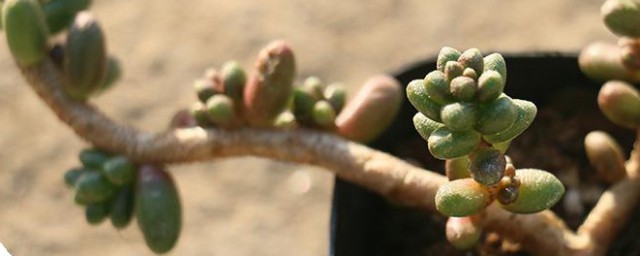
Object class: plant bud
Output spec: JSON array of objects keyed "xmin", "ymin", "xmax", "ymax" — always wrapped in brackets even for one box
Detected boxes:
[
  {"xmin": 135, "ymin": 165, "xmax": 182, "ymax": 254},
  {"xmin": 497, "ymin": 185, "xmax": 519, "ymax": 205},
  {"xmin": 324, "ymin": 83, "xmax": 347, "ymax": 113},
  {"xmin": 407, "ymin": 79, "xmax": 442, "ymax": 122},
  {"xmin": 444, "ymin": 61, "xmax": 464, "ymax": 83},
  {"xmin": 292, "ymin": 87, "xmax": 318, "ymax": 125},
  {"xmin": 43, "ymin": 0, "xmax": 91, "ymax": 34},
  {"xmin": 450, "ymin": 76, "xmax": 477, "ymax": 101},
  {"xmin": 64, "ymin": 12, "xmax": 107, "ymax": 100},
  {"xmin": 79, "ymin": 148, "xmax": 111, "ymax": 169},
  {"xmin": 206, "ymin": 94, "xmax": 236, "ymax": 126},
  {"xmin": 482, "ymin": 99, "xmax": 537, "ymax": 144},
  {"xmin": 458, "ymin": 48, "xmax": 484, "ymax": 75},
  {"xmin": 273, "ymin": 111, "xmax": 298, "ymax": 129},
  {"xmin": 102, "ymin": 156, "xmax": 136, "ymax": 186},
  {"xmin": 445, "ymin": 157, "xmax": 471, "ymax": 181},
  {"xmin": 585, "ymin": 131, "xmax": 627, "ymax": 183},
  {"xmin": 424, "ymin": 70, "xmax": 451, "ymax": 104},
  {"xmin": 441, "ymin": 102, "xmax": 477, "ymax": 131},
  {"xmin": 312, "ymin": 100, "xmax": 336, "ymax": 128},
  {"xmin": 500, "ymin": 168, "xmax": 565, "ymax": 214},
  {"xmin": 483, "ymin": 53, "xmax": 507, "ymax": 83},
  {"xmin": 601, "ymin": 0, "xmax": 640, "ymax": 37},
  {"xmin": 469, "ymin": 147, "xmax": 506, "ymax": 186},
  {"xmin": 618, "ymin": 37, "xmax": 640, "ymax": 71},
  {"xmin": 194, "ymin": 79, "xmax": 217, "ymax": 103},
  {"xmin": 413, "ymin": 112, "xmax": 444, "ymax": 140},
  {"xmin": 64, "ymin": 167, "xmax": 85, "ymax": 188},
  {"xmin": 302, "ymin": 76, "xmax": 325, "ymax": 100},
  {"xmin": 445, "ymin": 216, "xmax": 482, "ymax": 250},
  {"xmin": 435, "ymin": 178, "xmax": 490, "ymax": 217},
  {"xmin": 3, "ymin": 0, "xmax": 50, "ymax": 66},
  {"xmin": 243, "ymin": 40, "xmax": 296, "ymax": 127},
  {"xmin": 598, "ymin": 80, "xmax": 640, "ymax": 128},
  {"xmin": 335, "ymin": 75, "xmax": 402, "ymax": 143},
  {"xmin": 221, "ymin": 60, "xmax": 246, "ymax": 103},
  {"xmin": 462, "ymin": 68, "xmax": 478, "ymax": 80},
  {"xmin": 428, "ymin": 127, "xmax": 481, "ymax": 160},
  {"xmin": 110, "ymin": 186, "xmax": 134, "ymax": 229},
  {"xmin": 189, "ymin": 102, "xmax": 213, "ymax": 127},
  {"xmin": 85, "ymin": 201, "xmax": 110, "ymax": 225},
  {"xmin": 437, "ymin": 47, "xmax": 461, "ymax": 72},
  {"xmin": 579, "ymin": 42, "xmax": 640, "ymax": 82},
  {"xmin": 168, "ymin": 109, "xmax": 198, "ymax": 128},
  {"xmin": 75, "ymin": 170, "xmax": 116, "ymax": 203},
  {"xmin": 97, "ymin": 57, "xmax": 121, "ymax": 93},
  {"xmin": 477, "ymin": 70, "xmax": 505, "ymax": 103},
  {"xmin": 222, "ymin": 61, "xmax": 247, "ymax": 98},
  {"xmin": 475, "ymin": 95, "xmax": 518, "ymax": 135}
]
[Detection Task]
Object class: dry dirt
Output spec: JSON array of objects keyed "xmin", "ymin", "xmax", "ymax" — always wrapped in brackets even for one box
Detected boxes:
[{"xmin": 0, "ymin": 1, "xmax": 612, "ymax": 255}]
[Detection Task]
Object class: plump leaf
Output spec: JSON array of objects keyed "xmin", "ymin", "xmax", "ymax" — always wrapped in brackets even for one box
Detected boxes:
[
  {"xmin": 500, "ymin": 168, "xmax": 565, "ymax": 214},
  {"xmin": 602, "ymin": 0, "xmax": 640, "ymax": 37},
  {"xmin": 413, "ymin": 112, "xmax": 443, "ymax": 140},
  {"xmin": 483, "ymin": 99, "xmax": 537, "ymax": 144},
  {"xmin": 441, "ymin": 102, "xmax": 477, "ymax": 131},
  {"xmin": 437, "ymin": 47, "xmax": 461, "ymax": 72},
  {"xmin": 598, "ymin": 80, "xmax": 640, "ymax": 129},
  {"xmin": 424, "ymin": 70, "xmax": 451, "ymax": 104},
  {"xmin": 475, "ymin": 95, "xmax": 518, "ymax": 135},
  {"xmin": 407, "ymin": 79, "xmax": 442, "ymax": 122},
  {"xmin": 428, "ymin": 127, "xmax": 481, "ymax": 160},
  {"xmin": 435, "ymin": 178, "xmax": 490, "ymax": 217}
]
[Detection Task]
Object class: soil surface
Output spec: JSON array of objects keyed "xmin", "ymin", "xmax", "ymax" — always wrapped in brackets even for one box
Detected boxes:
[{"xmin": 0, "ymin": 1, "xmax": 615, "ymax": 255}]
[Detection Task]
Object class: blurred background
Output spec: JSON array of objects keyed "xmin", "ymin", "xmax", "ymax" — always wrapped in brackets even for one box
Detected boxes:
[{"xmin": 0, "ymin": 0, "xmax": 611, "ymax": 255}]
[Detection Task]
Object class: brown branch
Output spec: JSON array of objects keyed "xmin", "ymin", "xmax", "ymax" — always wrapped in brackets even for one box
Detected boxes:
[
  {"xmin": 577, "ymin": 129, "xmax": 640, "ymax": 255},
  {"xmin": 21, "ymin": 58, "xmax": 449, "ymax": 210},
  {"xmin": 20, "ymin": 57, "xmax": 640, "ymax": 256}
]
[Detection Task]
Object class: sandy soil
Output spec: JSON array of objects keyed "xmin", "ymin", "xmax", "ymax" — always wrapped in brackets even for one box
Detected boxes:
[{"xmin": 0, "ymin": 0, "xmax": 612, "ymax": 255}]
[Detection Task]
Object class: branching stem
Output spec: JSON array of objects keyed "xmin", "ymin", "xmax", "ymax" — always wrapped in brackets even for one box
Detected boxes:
[{"xmin": 18, "ymin": 58, "xmax": 640, "ymax": 256}]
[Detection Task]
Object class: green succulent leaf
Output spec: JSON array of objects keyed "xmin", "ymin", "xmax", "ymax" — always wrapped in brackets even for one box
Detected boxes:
[
  {"xmin": 475, "ymin": 95, "xmax": 518, "ymax": 135},
  {"xmin": 424, "ymin": 70, "xmax": 451, "ymax": 104},
  {"xmin": 483, "ymin": 53, "xmax": 507, "ymax": 83},
  {"xmin": 602, "ymin": 0, "xmax": 640, "ymax": 37},
  {"xmin": 75, "ymin": 170, "xmax": 116, "ymax": 203},
  {"xmin": 500, "ymin": 168, "xmax": 565, "ymax": 214},
  {"xmin": 102, "ymin": 156, "xmax": 136, "ymax": 186},
  {"xmin": 483, "ymin": 99, "xmax": 537, "ymax": 144},
  {"xmin": 428, "ymin": 127, "xmax": 481, "ymax": 160},
  {"xmin": 444, "ymin": 61, "xmax": 464, "ymax": 83},
  {"xmin": 477, "ymin": 70, "xmax": 505, "ymax": 103},
  {"xmin": 449, "ymin": 76, "xmax": 477, "ymax": 102},
  {"xmin": 435, "ymin": 178, "xmax": 490, "ymax": 217},
  {"xmin": 3, "ymin": 0, "xmax": 50, "ymax": 66},
  {"xmin": 458, "ymin": 48, "xmax": 484, "ymax": 75},
  {"xmin": 413, "ymin": 112, "xmax": 444, "ymax": 140},
  {"xmin": 437, "ymin": 47, "xmax": 461, "ymax": 72},
  {"xmin": 441, "ymin": 102, "xmax": 477, "ymax": 131},
  {"xmin": 312, "ymin": 100, "xmax": 337, "ymax": 128},
  {"xmin": 407, "ymin": 79, "xmax": 442, "ymax": 122}
]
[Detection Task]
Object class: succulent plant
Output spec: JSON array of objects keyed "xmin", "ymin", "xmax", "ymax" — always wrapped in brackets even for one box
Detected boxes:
[{"xmin": 409, "ymin": 47, "xmax": 564, "ymax": 220}]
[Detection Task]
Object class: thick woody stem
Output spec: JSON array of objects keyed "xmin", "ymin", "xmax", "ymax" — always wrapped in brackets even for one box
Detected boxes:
[
  {"xmin": 21, "ymin": 59, "xmax": 447, "ymax": 210},
  {"xmin": 577, "ymin": 129, "xmax": 640, "ymax": 256}
]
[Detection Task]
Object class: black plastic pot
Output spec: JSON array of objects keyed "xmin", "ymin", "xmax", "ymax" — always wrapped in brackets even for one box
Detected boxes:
[{"xmin": 329, "ymin": 53, "xmax": 637, "ymax": 256}]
